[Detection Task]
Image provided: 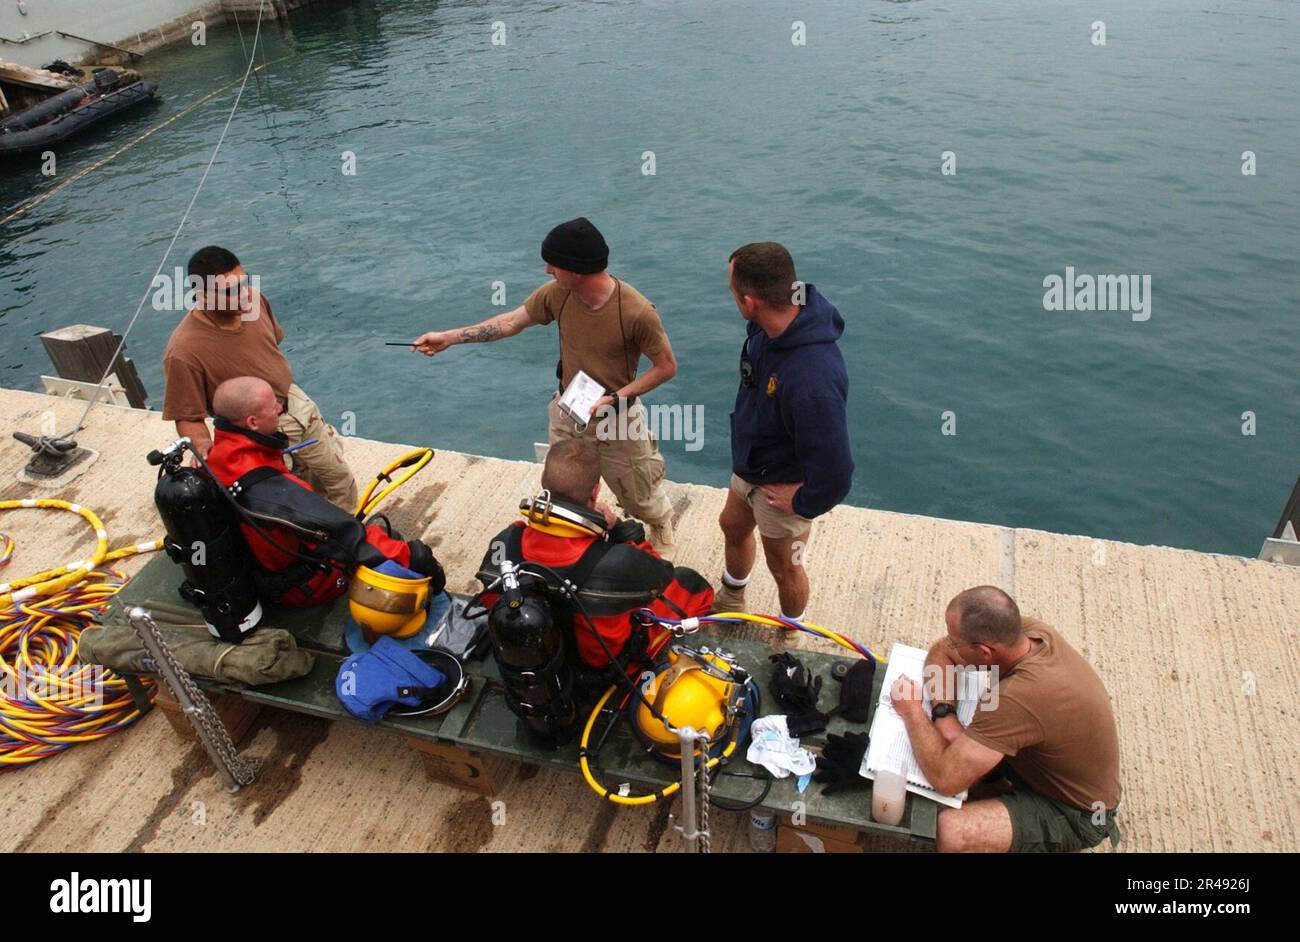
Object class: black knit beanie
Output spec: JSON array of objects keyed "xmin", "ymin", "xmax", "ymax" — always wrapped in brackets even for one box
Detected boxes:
[{"xmin": 540, "ymin": 217, "xmax": 609, "ymax": 274}]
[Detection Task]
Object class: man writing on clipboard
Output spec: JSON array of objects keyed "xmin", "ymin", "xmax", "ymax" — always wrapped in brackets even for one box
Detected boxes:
[{"xmin": 412, "ymin": 218, "xmax": 680, "ymax": 557}]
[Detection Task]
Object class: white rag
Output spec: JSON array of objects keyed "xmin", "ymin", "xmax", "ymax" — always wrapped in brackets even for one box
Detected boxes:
[{"xmin": 746, "ymin": 714, "xmax": 816, "ymax": 779}]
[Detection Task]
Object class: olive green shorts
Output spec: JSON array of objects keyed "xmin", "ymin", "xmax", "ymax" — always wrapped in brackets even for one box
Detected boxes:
[{"xmin": 997, "ymin": 787, "xmax": 1121, "ymax": 853}]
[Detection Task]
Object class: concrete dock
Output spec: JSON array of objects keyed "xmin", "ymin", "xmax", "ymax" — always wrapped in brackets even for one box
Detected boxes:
[
  {"xmin": 0, "ymin": 2, "xmax": 332, "ymax": 68},
  {"xmin": 0, "ymin": 387, "xmax": 1294, "ymax": 852}
]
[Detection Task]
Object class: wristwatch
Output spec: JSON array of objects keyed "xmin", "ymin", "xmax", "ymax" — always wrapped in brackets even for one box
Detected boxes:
[{"xmin": 931, "ymin": 703, "xmax": 957, "ymax": 722}]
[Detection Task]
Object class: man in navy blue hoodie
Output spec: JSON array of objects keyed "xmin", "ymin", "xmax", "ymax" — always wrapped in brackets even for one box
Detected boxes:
[{"xmin": 715, "ymin": 243, "xmax": 853, "ymax": 620}]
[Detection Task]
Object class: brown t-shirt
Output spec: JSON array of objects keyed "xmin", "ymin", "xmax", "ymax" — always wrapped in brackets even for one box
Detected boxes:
[
  {"xmin": 161, "ymin": 294, "xmax": 293, "ymax": 422},
  {"xmin": 523, "ymin": 277, "xmax": 668, "ymax": 394},
  {"xmin": 964, "ymin": 618, "xmax": 1122, "ymax": 811}
]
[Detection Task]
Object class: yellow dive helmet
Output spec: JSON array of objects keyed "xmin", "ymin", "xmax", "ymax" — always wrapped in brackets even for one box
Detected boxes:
[
  {"xmin": 518, "ymin": 490, "xmax": 607, "ymax": 539},
  {"xmin": 347, "ymin": 564, "xmax": 432, "ymax": 641},
  {"xmin": 631, "ymin": 645, "xmax": 752, "ymax": 762}
]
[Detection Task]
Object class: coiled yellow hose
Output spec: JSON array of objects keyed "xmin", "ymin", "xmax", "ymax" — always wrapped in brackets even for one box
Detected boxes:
[
  {"xmin": 578, "ymin": 681, "xmax": 740, "ymax": 806},
  {"xmin": 0, "ymin": 499, "xmax": 161, "ymax": 766}
]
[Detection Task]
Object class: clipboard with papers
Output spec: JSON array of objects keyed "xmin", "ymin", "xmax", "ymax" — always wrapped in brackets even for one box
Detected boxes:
[
  {"xmin": 858, "ymin": 642, "xmax": 988, "ymax": 809},
  {"xmin": 557, "ymin": 369, "xmax": 607, "ymax": 428}
]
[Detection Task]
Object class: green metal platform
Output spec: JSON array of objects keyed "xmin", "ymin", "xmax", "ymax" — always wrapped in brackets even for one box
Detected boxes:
[{"xmin": 105, "ymin": 554, "xmax": 938, "ymax": 844}]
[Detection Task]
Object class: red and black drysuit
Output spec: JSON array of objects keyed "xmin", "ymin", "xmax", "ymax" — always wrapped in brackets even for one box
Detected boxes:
[
  {"xmin": 205, "ymin": 418, "xmax": 443, "ymax": 607},
  {"xmin": 476, "ymin": 511, "xmax": 713, "ymax": 673}
]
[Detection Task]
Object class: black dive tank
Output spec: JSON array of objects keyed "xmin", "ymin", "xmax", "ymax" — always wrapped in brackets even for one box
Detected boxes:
[
  {"xmin": 151, "ymin": 445, "xmax": 262, "ymax": 644},
  {"xmin": 487, "ymin": 560, "xmax": 577, "ymax": 747}
]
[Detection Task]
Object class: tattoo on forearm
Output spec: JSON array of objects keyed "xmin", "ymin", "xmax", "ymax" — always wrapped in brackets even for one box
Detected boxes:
[{"xmin": 459, "ymin": 324, "xmax": 501, "ymax": 343}]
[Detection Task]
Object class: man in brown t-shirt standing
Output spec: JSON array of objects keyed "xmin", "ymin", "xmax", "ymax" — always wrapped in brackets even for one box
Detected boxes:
[
  {"xmin": 161, "ymin": 246, "xmax": 358, "ymax": 510},
  {"xmin": 412, "ymin": 218, "xmax": 680, "ymax": 556},
  {"xmin": 888, "ymin": 586, "xmax": 1123, "ymax": 853}
]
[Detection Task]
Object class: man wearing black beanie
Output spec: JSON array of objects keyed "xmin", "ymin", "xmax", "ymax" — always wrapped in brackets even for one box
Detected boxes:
[{"xmin": 413, "ymin": 217, "xmax": 681, "ymax": 556}]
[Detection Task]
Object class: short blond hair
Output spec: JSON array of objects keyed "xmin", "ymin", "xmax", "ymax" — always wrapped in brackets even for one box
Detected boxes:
[{"xmin": 542, "ymin": 439, "xmax": 601, "ymax": 504}]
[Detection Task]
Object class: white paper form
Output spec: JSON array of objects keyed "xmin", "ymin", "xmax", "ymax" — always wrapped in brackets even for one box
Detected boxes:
[
  {"xmin": 859, "ymin": 643, "xmax": 986, "ymax": 809},
  {"xmin": 558, "ymin": 370, "xmax": 606, "ymax": 427}
]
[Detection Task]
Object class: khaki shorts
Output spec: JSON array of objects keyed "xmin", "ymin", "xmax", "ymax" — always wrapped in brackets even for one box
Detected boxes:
[
  {"xmin": 729, "ymin": 473, "xmax": 813, "ymax": 541},
  {"xmin": 278, "ymin": 383, "xmax": 359, "ymax": 512}
]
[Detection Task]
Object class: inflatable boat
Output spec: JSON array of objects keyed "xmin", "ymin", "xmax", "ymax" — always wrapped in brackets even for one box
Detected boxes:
[{"xmin": 0, "ymin": 68, "xmax": 158, "ymax": 158}]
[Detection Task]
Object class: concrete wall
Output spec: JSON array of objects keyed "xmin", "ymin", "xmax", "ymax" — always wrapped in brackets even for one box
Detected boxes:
[{"xmin": 0, "ymin": 0, "xmax": 224, "ymax": 66}]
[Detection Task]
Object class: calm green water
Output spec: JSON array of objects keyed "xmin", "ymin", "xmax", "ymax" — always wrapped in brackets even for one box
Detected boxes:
[{"xmin": 1, "ymin": 0, "xmax": 1296, "ymax": 556}]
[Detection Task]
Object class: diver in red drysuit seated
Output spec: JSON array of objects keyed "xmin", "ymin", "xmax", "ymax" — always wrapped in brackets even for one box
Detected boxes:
[
  {"xmin": 476, "ymin": 438, "xmax": 713, "ymax": 673},
  {"xmin": 204, "ymin": 376, "xmax": 444, "ymax": 606}
]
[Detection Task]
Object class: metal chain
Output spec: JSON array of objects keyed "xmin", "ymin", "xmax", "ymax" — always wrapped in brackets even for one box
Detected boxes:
[
  {"xmin": 128, "ymin": 608, "xmax": 258, "ymax": 788},
  {"xmin": 176, "ymin": 653, "xmax": 259, "ymax": 787},
  {"xmin": 697, "ymin": 735, "xmax": 712, "ymax": 854}
]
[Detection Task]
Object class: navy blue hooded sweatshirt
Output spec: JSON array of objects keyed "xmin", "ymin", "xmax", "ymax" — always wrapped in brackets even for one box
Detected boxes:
[{"xmin": 730, "ymin": 283, "xmax": 853, "ymax": 519}]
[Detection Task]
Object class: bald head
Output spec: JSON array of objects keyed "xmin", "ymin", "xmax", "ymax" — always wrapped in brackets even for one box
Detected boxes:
[
  {"xmin": 213, "ymin": 376, "xmax": 280, "ymax": 434},
  {"xmin": 946, "ymin": 586, "xmax": 1023, "ymax": 647},
  {"xmin": 541, "ymin": 439, "xmax": 601, "ymax": 506}
]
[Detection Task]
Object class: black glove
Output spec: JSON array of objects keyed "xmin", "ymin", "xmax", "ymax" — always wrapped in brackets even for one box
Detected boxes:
[
  {"xmin": 769, "ymin": 652, "xmax": 828, "ymax": 736},
  {"xmin": 813, "ymin": 731, "xmax": 870, "ymax": 796},
  {"xmin": 787, "ymin": 710, "xmax": 829, "ymax": 738},
  {"xmin": 770, "ymin": 652, "xmax": 822, "ymax": 711},
  {"xmin": 832, "ymin": 658, "xmax": 876, "ymax": 724},
  {"xmin": 608, "ymin": 518, "xmax": 646, "ymax": 545}
]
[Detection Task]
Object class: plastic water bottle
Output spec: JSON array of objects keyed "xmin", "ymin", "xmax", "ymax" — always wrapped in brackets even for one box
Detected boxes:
[
  {"xmin": 872, "ymin": 767, "xmax": 907, "ymax": 826},
  {"xmin": 749, "ymin": 808, "xmax": 777, "ymax": 851}
]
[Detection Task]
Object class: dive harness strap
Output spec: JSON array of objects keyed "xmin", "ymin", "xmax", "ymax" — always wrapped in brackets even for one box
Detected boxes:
[
  {"xmin": 502, "ymin": 524, "xmax": 677, "ymax": 669},
  {"xmin": 252, "ymin": 559, "xmax": 329, "ymax": 601},
  {"xmin": 501, "ymin": 523, "xmax": 615, "ymax": 600},
  {"xmin": 230, "ymin": 465, "xmax": 336, "ymax": 600},
  {"xmin": 229, "ymin": 464, "xmax": 283, "ymax": 493},
  {"xmin": 499, "ymin": 640, "xmax": 574, "ymax": 718}
]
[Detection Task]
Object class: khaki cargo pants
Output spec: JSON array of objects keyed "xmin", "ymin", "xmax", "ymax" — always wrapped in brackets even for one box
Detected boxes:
[
  {"xmin": 547, "ymin": 392, "xmax": 672, "ymax": 525},
  {"xmin": 278, "ymin": 383, "xmax": 359, "ymax": 512}
]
